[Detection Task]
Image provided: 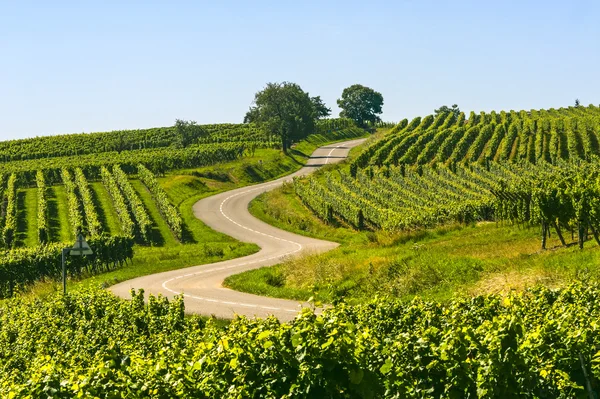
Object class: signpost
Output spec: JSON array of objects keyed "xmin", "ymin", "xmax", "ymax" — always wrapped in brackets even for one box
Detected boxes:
[{"xmin": 62, "ymin": 233, "xmax": 93, "ymax": 294}]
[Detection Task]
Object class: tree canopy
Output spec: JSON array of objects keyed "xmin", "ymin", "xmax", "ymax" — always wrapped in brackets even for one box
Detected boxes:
[
  {"xmin": 174, "ymin": 119, "xmax": 204, "ymax": 148},
  {"xmin": 311, "ymin": 96, "xmax": 331, "ymax": 119},
  {"xmin": 434, "ymin": 104, "xmax": 461, "ymax": 118},
  {"xmin": 244, "ymin": 82, "xmax": 324, "ymax": 152},
  {"xmin": 337, "ymin": 84, "xmax": 383, "ymax": 127}
]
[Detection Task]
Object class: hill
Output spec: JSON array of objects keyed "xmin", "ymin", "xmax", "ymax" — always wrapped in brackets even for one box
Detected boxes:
[
  {"xmin": 227, "ymin": 104, "xmax": 600, "ymax": 304},
  {"xmin": 294, "ymin": 105, "xmax": 600, "ymax": 243},
  {"xmin": 0, "ymin": 119, "xmax": 363, "ymax": 297}
]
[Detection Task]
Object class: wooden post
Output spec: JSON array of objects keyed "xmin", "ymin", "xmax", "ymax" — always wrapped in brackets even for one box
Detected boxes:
[
  {"xmin": 541, "ymin": 220, "xmax": 547, "ymax": 250},
  {"xmin": 588, "ymin": 221, "xmax": 600, "ymax": 246},
  {"xmin": 552, "ymin": 220, "xmax": 567, "ymax": 247}
]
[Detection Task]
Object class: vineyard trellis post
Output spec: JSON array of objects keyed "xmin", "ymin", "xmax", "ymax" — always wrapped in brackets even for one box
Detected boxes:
[{"xmin": 62, "ymin": 233, "xmax": 93, "ymax": 294}]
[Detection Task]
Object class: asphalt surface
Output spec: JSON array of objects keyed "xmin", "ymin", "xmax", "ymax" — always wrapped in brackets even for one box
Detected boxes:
[{"xmin": 110, "ymin": 138, "xmax": 366, "ymax": 321}]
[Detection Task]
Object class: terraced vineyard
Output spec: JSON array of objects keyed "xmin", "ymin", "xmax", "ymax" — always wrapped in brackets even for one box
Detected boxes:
[{"xmin": 295, "ymin": 105, "xmax": 600, "ymax": 247}]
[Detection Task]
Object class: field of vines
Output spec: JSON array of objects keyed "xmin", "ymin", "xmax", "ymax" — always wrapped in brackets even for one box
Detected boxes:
[
  {"xmin": 2, "ymin": 283, "xmax": 600, "ymax": 397},
  {"xmin": 0, "ymin": 122, "xmax": 275, "ymax": 163},
  {"xmin": 0, "ymin": 124, "xmax": 271, "ymax": 293},
  {"xmin": 0, "ymin": 120, "xmax": 360, "ymax": 296},
  {"xmin": 296, "ymin": 105, "xmax": 600, "ymax": 249}
]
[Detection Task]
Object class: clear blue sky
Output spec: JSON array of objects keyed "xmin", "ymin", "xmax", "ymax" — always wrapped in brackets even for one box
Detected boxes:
[{"xmin": 1, "ymin": 0, "xmax": 599, "ymax": 140}]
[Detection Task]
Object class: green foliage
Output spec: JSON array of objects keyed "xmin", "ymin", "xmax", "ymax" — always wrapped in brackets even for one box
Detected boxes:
[
  {"xmin": 74, "ymin": 168, "xmax": 103, "ymax": 238},
  {"xmin": 100, "ymin": 166, "xmax": 136, "ymax": 238},
  {"xmin": 3, "ymin": 143, "xmax": 248, "ymax": 186},
  {"xmin": 434, "ymin": 104, "xmax": 461, "ymax": 118},
  {"xmin": 137, "ymin": 164, "xmax": 183, "ymax": 240},
  {"xmin": 337, "ymin": 84, "xmax": 384, "ymax": 127},
  {"xmin": 245, "ymin": 82, "xmax": 321, "ymax": 152},
  {"xmin": 112, "ymin": 165, "xmax": 152, "ymax": 241},
  {"xmin": 492, "ymin": 161, "xmax": 600, "ymax": 249},
  {"xmin": 0, "ymin": 122, "xmax": 271, "ymax": 164},
  {"xmin": 35, "ymin": 170, "xmax": 49, "ymax": 244},
  {"xmin": 296, "ymin": 163, "xmax": 494, "ymax": 231},
  {"xmin": 348, "ymin": 105, "xmax": 600, "ymax": 169},
  {"xmin": 295, "ymin": 156, "xmax": 600, "ymax": 243},
  {"xmin": 311, "ymin": 95, "xmax": 332, "ymax": 119},
  {"xmin": 61, "ymin": 168, "xmax": 85, "ymax": 237},
  {"xmin": 3, "ymin": 284, "xmax": 600, "ymax": 397},
  {"xmin": 313, "ymin": 105, "xmax": 600, "ymax": 238},
  {"xmin": 0, "ymin": 235, "xmax": 133, "ymax": 297},
  {"xmin": 174, "ymin": 119, "xmax": 205, "ymax": 148},
  {"xmin": 1, "ymin": 174, "xmax": 17, "ymax": 248}
]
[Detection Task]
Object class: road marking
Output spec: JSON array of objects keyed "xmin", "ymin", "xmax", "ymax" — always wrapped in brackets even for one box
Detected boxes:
[
  {"xmin": 325, "ymin": 142, "xmax": 346, "ymax": 164},
  {"xmin": 159, "ymin": 140, "xmax": 359, "ymax": 315}
]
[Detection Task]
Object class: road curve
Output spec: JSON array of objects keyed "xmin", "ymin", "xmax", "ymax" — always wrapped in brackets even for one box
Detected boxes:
[{"xmin": 110, "ymin": 138, "xmax": 366, "ymax": 321}]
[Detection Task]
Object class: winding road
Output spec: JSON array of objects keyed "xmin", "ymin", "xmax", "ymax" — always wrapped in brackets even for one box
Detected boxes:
[{"xmin": 110, "ymin": 138, "xmax": 365, "ymax": 321}]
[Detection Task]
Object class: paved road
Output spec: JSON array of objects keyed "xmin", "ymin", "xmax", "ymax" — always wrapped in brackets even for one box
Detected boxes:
[{"xmin": 110, "ymin": 138, "xmax": 366, "ymax": 321}]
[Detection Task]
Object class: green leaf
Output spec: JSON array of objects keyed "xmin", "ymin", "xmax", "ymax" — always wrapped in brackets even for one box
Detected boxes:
[
  {"xmin": 321, "ymin": 337, "xmax": 334, "ymax": 350},
  {"xmin": 263, "ymin": 341, "xmax": 274, "ymax": 349},
  {"xmin": 380, "ymin": 358, "xmax": 393, "ymax": 374}
]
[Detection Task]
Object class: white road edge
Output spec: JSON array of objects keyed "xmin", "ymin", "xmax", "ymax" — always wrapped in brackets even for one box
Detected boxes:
[{"xmin": 109, "ymin": 138, "xmax": 366, "ymax": 321}]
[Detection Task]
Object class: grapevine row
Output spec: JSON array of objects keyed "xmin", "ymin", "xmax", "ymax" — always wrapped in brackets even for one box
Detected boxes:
[
  {"xmin": 296, "ymin": 159, "xmax": 600, "ymax": 247},
  {"xmin": 112, "ymin": 165, "xmax": 152, "ymax": 241},
  {"xmin": 0, "ymin": 122, "xmax": 272, "ymax": 163},
  {"xmin": 61, "ymin": 169, "xmax": 84, "ymax": 237},
  {"xmin": 35, "ymin": 171, "xmax": 49, "ymax": 244},
  {"xmin": 74, "ymin": 168, "xmax": 103, "ymax": 238},
  {"xmin": 137, "ymin": 164, "xmax": 183, "ymax": 240},
  {"xmin": 349, "ymin": 105, "xmax": 600, "ymax": 172},
  {"xmin": 0, "ymin": 235, "xmax": 134, "ymax": 298},
  {"xmin": 0, "ymin": 142, "xmax": 248, "ymax": 186},
  {"xmin": 100, "ymin": 166, "xmax": 136, "ymax": 238},
  {"xmin": 1, "ymin": 174, "xmax": 17, "ymax": 248}
]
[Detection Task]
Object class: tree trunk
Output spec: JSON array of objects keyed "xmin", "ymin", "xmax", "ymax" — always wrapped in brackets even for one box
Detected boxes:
[
  {"xmin": 281, "ymin": 136, "xmax": 288, "ymax": 154},
  {"xmin": 541, "ymin": 220, "xmax": 548, "ymax": 250},
  {"xmin": 588, "ymin": 221, "xmax": 600, "ymax": 246},
  {"xmin": 552, "ymin": 220, "xmax": 567, "ymax": 247},
  {"xmin": 578, "ymin": 221, "xmax": 585, "ymax": 249},
  {"xmin": 586, "ymin": 226, "xmax": 589, "ymax": 242}
]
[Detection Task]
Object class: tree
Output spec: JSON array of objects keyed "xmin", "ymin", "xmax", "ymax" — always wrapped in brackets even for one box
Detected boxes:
[
  {"xmin": 434, "ymin": 104, "xmax": 460, "ymax": 118},
  {"xmin": 244, "ymin": 82, "xmax": 318, "ymax": 153},
  {"xmin": 174, "ymin": 119, "xmax": 204, "ymax": 148},
  {"xmin": 311, "ymin": 96, "xmax": 331, "ymax": 119},
  {"xmin": 337, "ymin": 84, "xmax": 383, "ymax": 127},
  {"xmin": 575, "ymin": 99, "xmax": 581, "ymax": 107}
]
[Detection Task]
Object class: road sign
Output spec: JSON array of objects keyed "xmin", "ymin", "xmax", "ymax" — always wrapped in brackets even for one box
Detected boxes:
[
  {"xmin": 70, "ymin": 233, "xmax": 93, "ymax": 256},
  {"xmin": 63, "ymin": 234, "xmax": 94, "ymax": 294}
]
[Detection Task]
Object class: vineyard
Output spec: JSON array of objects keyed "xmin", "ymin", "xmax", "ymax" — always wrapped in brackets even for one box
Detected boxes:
[
  {"xmin": 0, "ymin": 120, "xmax": 363, "ymax": 297},
  {"xmin": 2, "ymin": 283, "xmax": 600, "ymax": 397},
  {"xmin": 0, "ymin": 122, "xmax": 274, "ymax": 163},
  {"xmin": 295, "ymin": 105, "xmax": 600, "ymax": 248}
]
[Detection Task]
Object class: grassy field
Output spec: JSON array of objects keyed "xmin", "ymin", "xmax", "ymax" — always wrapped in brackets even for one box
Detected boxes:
[
  {"xmin": 225, "ymin": 172, "xmax": 600, "ymax": 304},
  {"xmin": 16, "ymin": 128, "xmax": 369, "ymax": 298},
  {"xmin": 22, "ymin": 188, "xmax": 38, "ymax": 247},
  {"xmin": 51, "ymin": 185, "xmax": 73, "ymax": 242}
]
